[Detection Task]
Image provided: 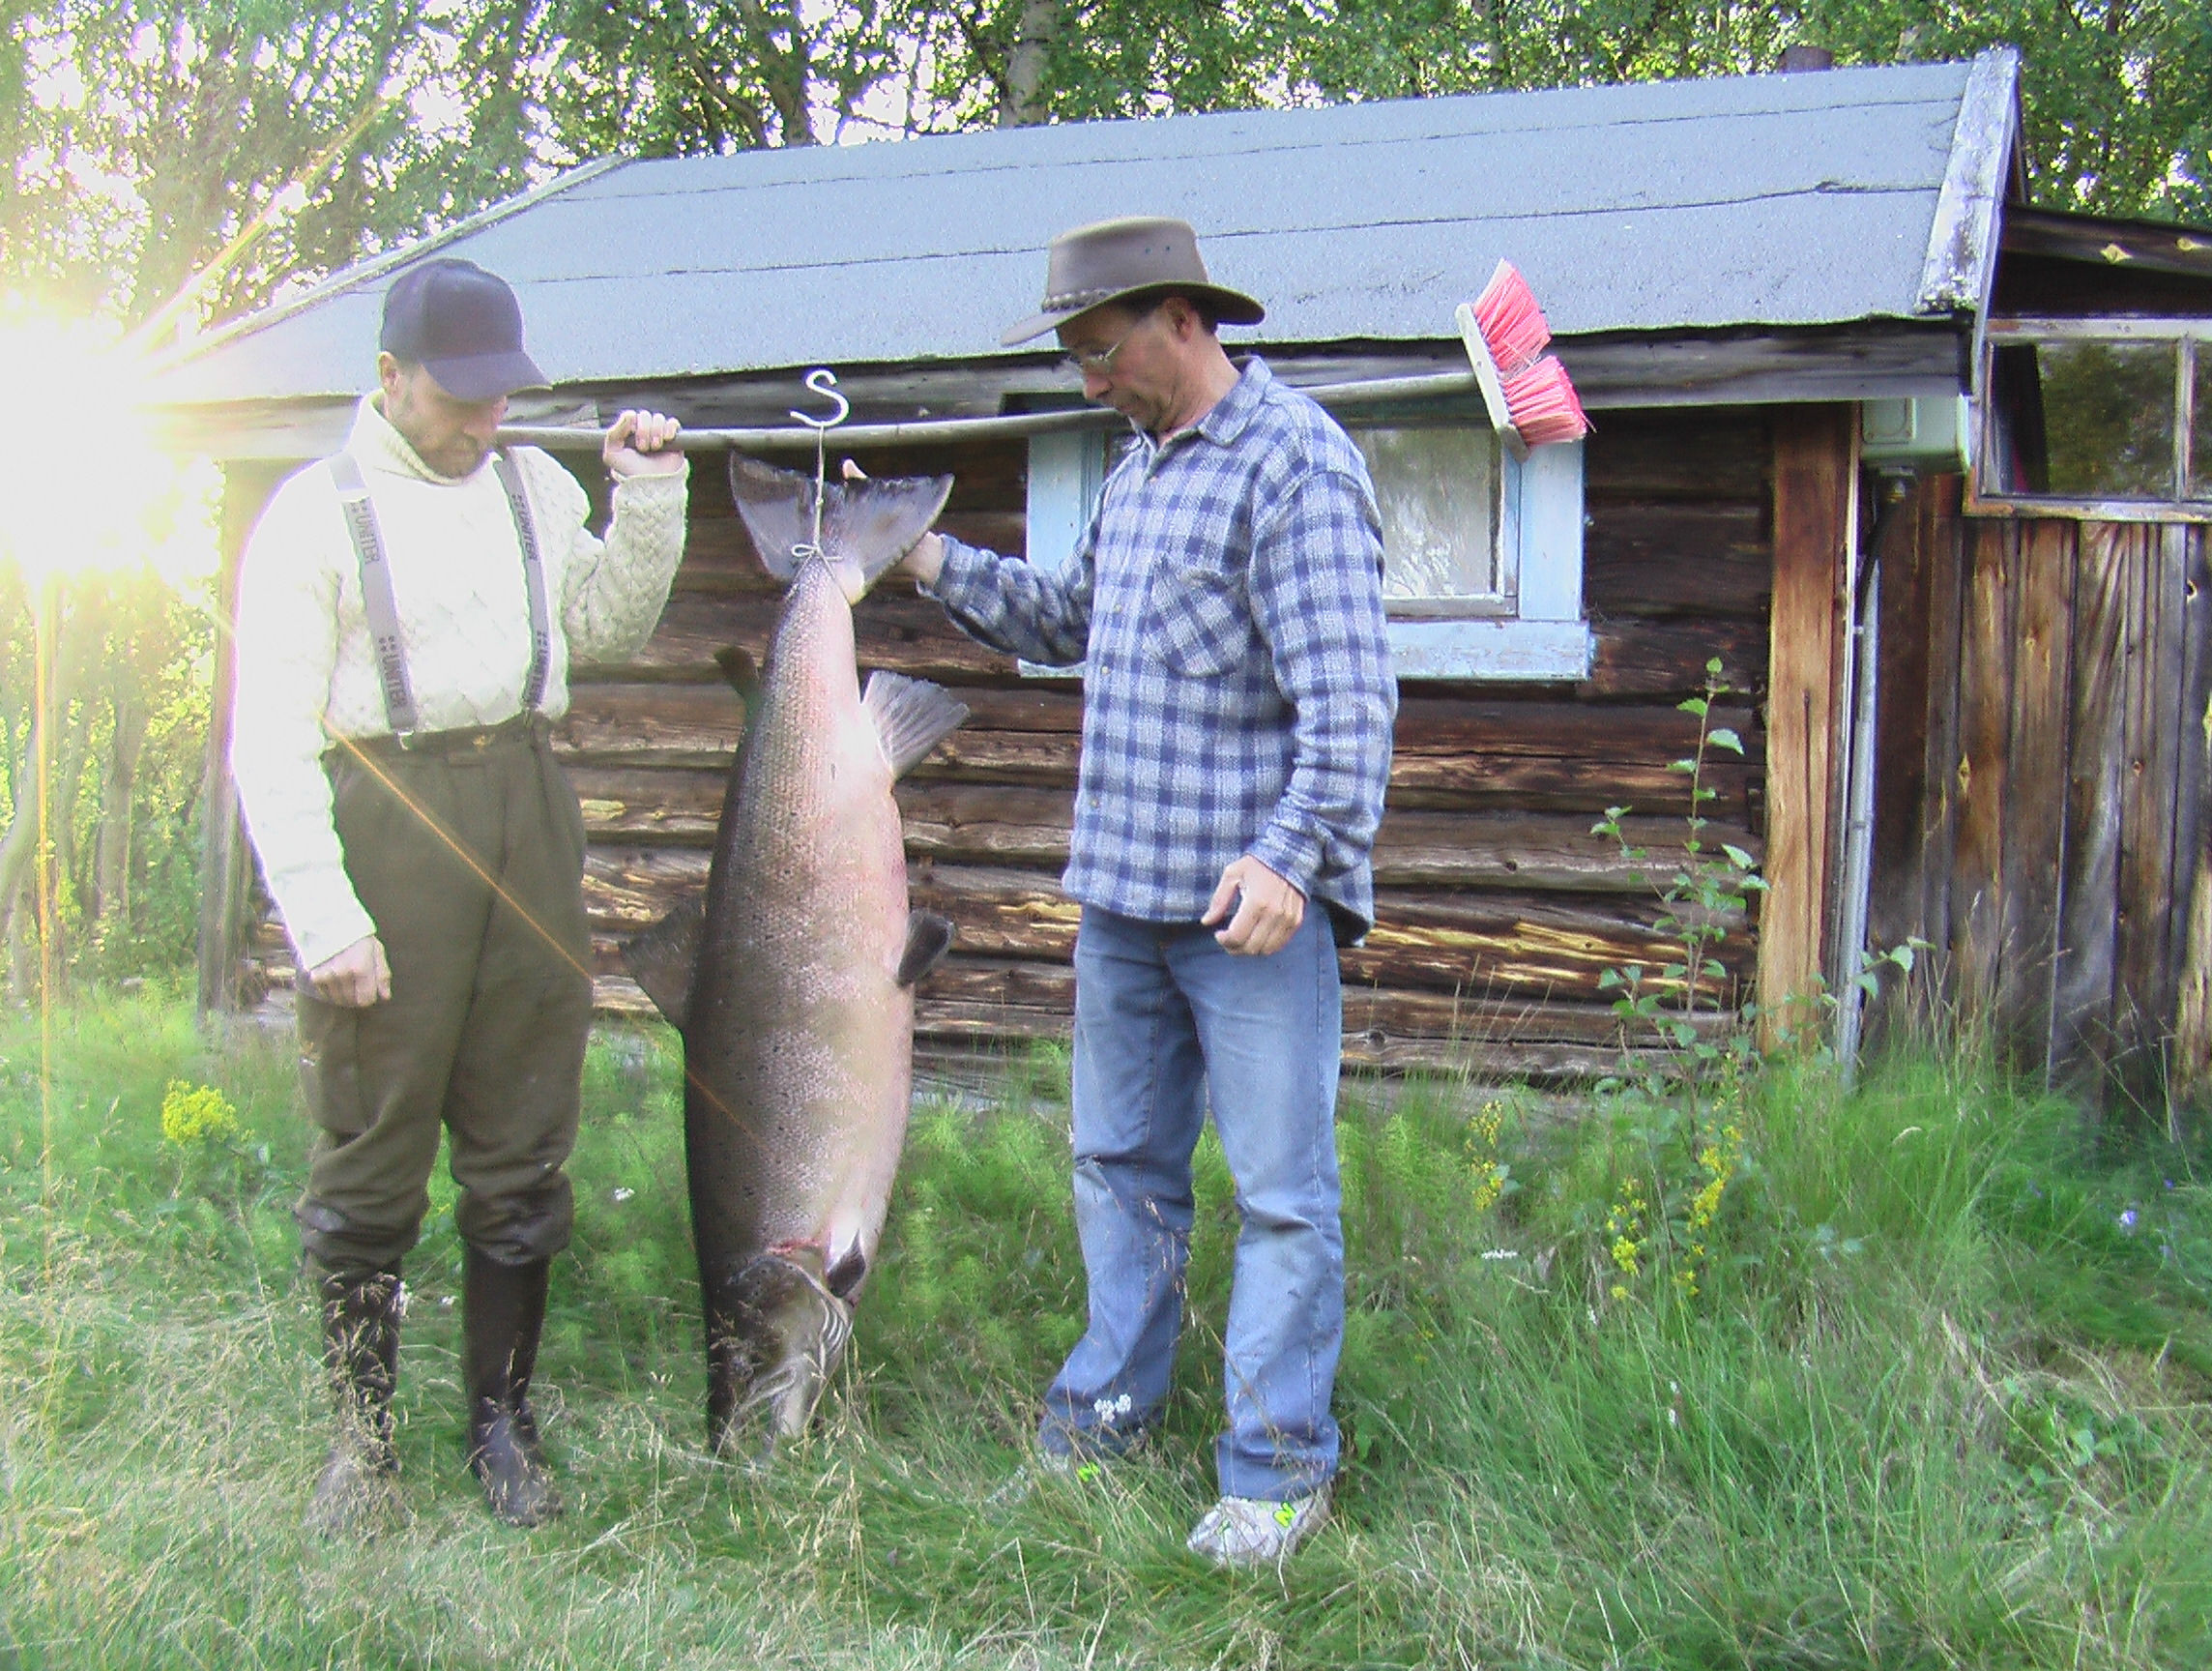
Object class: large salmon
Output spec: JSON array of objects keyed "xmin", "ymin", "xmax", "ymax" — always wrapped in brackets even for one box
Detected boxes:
[{"xmin": 625, "ymin": 456, "xmax": 964, "ymax": 1454}]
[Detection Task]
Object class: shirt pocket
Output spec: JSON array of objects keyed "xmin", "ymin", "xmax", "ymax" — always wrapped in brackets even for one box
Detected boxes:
[{"xmin": 1141, "ymin": 558, "xmax": 1253, "ymax": 678}]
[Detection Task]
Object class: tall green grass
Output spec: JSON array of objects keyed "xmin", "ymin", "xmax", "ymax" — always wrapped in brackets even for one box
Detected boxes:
[{"xmin": 3, "ymin": 993, "xmax": 2210, "ymax": 1667}]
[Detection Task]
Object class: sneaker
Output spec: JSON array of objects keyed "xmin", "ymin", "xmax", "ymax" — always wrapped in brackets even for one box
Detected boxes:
[
  {"xmin": 1034, "ymin": 1447, "xmax": 1113, "ymax": 1484},
  {"xmin": 1185, "ymin": 1487, "xmax": 1331, "ymax": 1568},
  {"xmin": 1037, "ymin": 1424, "xmax": 1148, "ymax": 1480},
  {"xmin": 984, "ymin": 1440, "xmax": 1120, "ymax": 1509}
]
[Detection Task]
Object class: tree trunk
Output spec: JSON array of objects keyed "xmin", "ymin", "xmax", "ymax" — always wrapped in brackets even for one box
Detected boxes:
[
  {"xmin": 0, "ymin": 584, "xmax": 95, "ymax": 998},
  {"xmin": 734, "ymin": 0, "xmax": 818, "ymax": 144},
  {"xmin": 998, "ymin": 0, "xmax": 1060, "ymax": 126},
  {"xmin": 0, "ymin": 587, "xmax": 61, "ymax": 997},
  {"xmin": 92, "ymin": 683, "xmax": 149, "ymax": 929}
]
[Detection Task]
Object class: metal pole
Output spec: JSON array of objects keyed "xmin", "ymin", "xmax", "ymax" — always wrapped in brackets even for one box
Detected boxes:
[
  {"xmin": 1834, "ymin": 557, "xmax": 1882, "ymax": 1085},
  {"xmin": 497, "ymin": 366, "xmax": 1485, "ymax": 453}
]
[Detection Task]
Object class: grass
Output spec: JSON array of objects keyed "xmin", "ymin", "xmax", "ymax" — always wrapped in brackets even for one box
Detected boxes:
[{"xmin": 4, "ymin": 993, "xmax": 2212, "ymax": 1667}]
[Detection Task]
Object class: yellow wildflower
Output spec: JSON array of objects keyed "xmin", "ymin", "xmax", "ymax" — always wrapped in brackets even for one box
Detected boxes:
[{"xmin": 160, "ymin": 1081, "xmax": 240, "ymax": 1147}]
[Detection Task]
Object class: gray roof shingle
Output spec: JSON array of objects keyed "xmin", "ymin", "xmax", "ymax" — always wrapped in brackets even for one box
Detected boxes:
[{"xmin": 157, "ymin": 52, "xmax": 2017, "ymax": 407}]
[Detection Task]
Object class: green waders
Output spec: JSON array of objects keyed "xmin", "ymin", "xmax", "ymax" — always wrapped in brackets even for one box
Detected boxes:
[{"xmin": 296, "ymin": 717, "xmax": 590, "ymax": 1530}]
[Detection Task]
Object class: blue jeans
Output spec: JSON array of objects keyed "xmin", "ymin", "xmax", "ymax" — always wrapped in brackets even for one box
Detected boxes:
[{"xmin": 1040, "ymin": 905, "xmax": 1346, "ymax": 1501}]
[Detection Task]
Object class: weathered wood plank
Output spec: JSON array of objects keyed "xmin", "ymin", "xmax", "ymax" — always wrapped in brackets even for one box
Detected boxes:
[
  {"xmin": 2000, "ymin": 518, "xmax": 2076, "ymax": 1070},
  {"xmin": 1584, "ymin": 504, "xmax": 1769, "ymax": 618},
  {"xmin": 1342, "ymin": 983, "xmax": 1729, "ymax": 1046},
  {"xmin": 900, "ymin": 792, "xmax": 1762, "ymax": 892},
  {"xmin": 591, "ymin": 584, "xmax": 1769, "ymax": 700},
  {"xmin": 1585, "ymin": 616, "xmax": 1768, "ymax": 699},
  {"xmin": 2169, "ymin": 527, "xmax": 2212, "ymax": 1104},
  {"xmin": 1376, "ymin": 751, "xmax": 1757, "ymax": 816},
  {"xmin": 1582, "ymin": 410, "xmax": 1770, "ymax": 502},
  {"xmin": 1759, "ymin": 405, "xmax": 1854, "ymax": 1044},
  {"xmin": 1950, "ymin": 519, "xmax": 2014, "ymax": 1029},
  {"xmin": 578, "ymin": 783, "xmax": 1758, "ymax": 896},
  {"xmin": 1349, "ymin": 889, "xmax": 1753, "ymax": 999},
  {"xmin": 906, "ymin": 863, "xmax": 1081, "ymax": 958},
  {"xmin": 573, "ymin": 766, "xmax": 726, "ymax": 841},
  {"xmin": 1866, "ymin": 475, "xmax": 1942, "ymax": 1024},
  {"xmin": 556, "ymin": 682, "xmax": 744, "ymax": 764},
  {"xmin": 896, "ymin": 783, "xmax": 1078, "ymax": 867},
  {"xmin": 1391, "ymin": 698, "xmax": 1760, "ymax": 757},
  {"xmin": 582, "ymin": 846, "xmax": 713, "ymax": 928},
  {"xmin": 2113, "ymin": 521, "xmax": 2190, "ymax": 1098},
  {"xmin": 562, "ymin": 686, "xmax": 1760, "ymax": 813},
  {"xmin": 583, "ymin": 968, "xmax": 1703, "ymax": 1078},
  {"xmin": 2052, "ymin": 522, "xmax": 2138, "ymax": 1089},
  {"xmin": 594, "ymin": 588, "xmax": 1022, "ymax": 685},
  {"xmin": 1910, "ymin": 480, "xmax": 1968, "ymax": 982},
  {"xmin": 1370, "ymin": 809, "xmax": 1760, "ymax": 892},
  {"xmin": 583, "ymin": 848, "xmax": 1750, "ymax": 1001}
]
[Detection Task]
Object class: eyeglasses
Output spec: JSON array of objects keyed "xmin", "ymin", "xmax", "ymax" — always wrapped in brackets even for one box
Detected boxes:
[{"xmin": 1060, "ymin": 309, "xmax": 1156, "ymax": 376}]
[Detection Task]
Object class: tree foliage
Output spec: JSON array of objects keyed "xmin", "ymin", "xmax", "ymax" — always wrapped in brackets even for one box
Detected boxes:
[
  {"xmin": 5, "ymin": 0, "xmax": 2204, "ymax": 328},
  {"xmin": 0, "ymin": 0, "xmax": 2204, "ymax": 997}
]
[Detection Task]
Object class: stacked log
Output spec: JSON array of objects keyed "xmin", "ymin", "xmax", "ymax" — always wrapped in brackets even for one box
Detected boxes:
[{"xmin": 563, "ymin": 409, "xmax": 1775, "ymax": 1077}]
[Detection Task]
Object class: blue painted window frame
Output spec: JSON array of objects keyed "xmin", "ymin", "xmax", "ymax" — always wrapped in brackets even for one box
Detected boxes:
[{"xmin": 1021, "ymin": 427, "xmax": 1590, "ymax": 682}]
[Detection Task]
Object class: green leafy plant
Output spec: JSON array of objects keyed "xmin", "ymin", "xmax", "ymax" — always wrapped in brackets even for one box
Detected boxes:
[{"xmin": 1592, "ymin": 658, "xmax": 1765, "ymax": 1075}]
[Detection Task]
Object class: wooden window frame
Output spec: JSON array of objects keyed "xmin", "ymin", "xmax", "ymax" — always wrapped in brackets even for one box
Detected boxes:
[
  {"xmin": 1971, "ymin": 315, "xmax": 2212, "ymax": 523},
  {"xmin": 1022, "ymin": 426, "xmax": 1590, "ymax": 682}
]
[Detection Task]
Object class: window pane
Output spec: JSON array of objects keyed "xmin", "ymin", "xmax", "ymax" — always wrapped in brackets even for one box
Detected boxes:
[
  {"xmin": 2193, "ymin": 346, "xmax": 2212, "ymax": 500},
  {"xmin": 1353, "ymin": 425, "xmax": 1501, "ymax": 602},
  {"xmin": 2036, "ymin": 338, "xmax": 2177, "ymax": 499}
]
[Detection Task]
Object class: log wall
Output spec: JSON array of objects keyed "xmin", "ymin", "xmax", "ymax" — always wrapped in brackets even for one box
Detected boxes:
[{"xmin": 557, "ymin": 407, "xmax": 1781, "ymax": 1077}]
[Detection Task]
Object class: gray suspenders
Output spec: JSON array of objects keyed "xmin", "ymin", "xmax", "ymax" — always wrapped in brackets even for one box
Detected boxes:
[{"xmin": 326, "ymin": 449, "xmax": 552, "ymax": 743}]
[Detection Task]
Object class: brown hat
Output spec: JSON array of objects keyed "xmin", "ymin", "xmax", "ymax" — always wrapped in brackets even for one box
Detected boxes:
[{"xmin": 1001, "ymin": 216, "xmax": 1266, "ymax": 346}]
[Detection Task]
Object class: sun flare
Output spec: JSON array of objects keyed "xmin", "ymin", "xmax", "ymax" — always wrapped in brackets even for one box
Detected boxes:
[{"xmin": 0, "ymin": 300, "xmax": 219, "ymax": 591}]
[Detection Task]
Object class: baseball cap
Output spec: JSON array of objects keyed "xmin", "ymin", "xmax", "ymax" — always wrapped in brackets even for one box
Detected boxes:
[{"xmin": 379, "ymin": 259, "xmax": 548, "ymax": 400}]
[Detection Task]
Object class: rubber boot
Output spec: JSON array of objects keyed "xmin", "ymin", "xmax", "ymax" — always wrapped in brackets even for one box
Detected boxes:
[
  {"xmin": 304, "ymin": 1264, "xmax": 405, "ymax": 1538},
  {"xmin": 462, "ymin": 1247, "xmax": 562, "ymax": 1527}
]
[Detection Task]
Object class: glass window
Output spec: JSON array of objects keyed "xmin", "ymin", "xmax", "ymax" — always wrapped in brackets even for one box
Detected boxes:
[
  {"xmin": 2194, "ymin": 348, "xmax": 2212, "ymax": 501},
  {"xmin": 1022, "ymin": 421, "xmax": 1590, "ymax": 681},
  {"xmin": 2031, "ymin": 338, "xmax": 2177, "ymax": 500},
  {"xmin": 1351, "ymin": 425, "xmax": 1506, "ymax": 609}
]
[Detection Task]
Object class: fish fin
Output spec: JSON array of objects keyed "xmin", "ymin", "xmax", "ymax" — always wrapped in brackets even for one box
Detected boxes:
[
  {"xmin": 713, "ymin": 646, "xmax": 762, "ymax": 705},
  {"xmin": 862, "ymin": 671, "xmax": 969, "ymax": 779},
  {"xmin": 728, "ymin": 454, "xmax": 952, "ymax": 590},
  {"xmin": 896, "ymin": 909, "xmax": 956, "ymax": 986},
  {"xmin": 824, "ymin": 1240, "xmax": 868, "ymax": 1300},
  {"xmin": 620, "ymin": 895, "xmax": 705, "ymax": 1031}
]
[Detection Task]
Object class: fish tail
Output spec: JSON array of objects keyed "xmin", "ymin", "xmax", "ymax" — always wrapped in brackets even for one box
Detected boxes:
[{"xmin": 728, "ymin": 455, "xmax": 952, "ymax": 591}]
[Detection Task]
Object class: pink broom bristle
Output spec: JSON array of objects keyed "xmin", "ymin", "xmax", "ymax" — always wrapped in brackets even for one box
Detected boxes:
[
  {"xmin": 1471, "ymin": 260, "xmax": 1551, "ymax": 380},
  {"xmin": 1501, "ymin": 356, "xmax": 1591, "ymax": 448}
]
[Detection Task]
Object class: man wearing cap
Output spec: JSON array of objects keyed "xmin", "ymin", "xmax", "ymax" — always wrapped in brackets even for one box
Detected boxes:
[
  {"xmin": 897, "ymin": 218, "xmax": 1395, "ymax": 1567},
  {"xmin": 231, "ymin": 257, "xmax": 688, "ymax": 1534}
]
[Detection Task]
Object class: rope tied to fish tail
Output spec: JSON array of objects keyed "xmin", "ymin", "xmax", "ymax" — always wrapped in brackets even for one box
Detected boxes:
[{"xmin": 788, "ymin": 366, "xmax": 851, "ymax": 565}]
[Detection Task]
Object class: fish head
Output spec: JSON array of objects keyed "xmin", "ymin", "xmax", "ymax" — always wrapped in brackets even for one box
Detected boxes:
[{"xmin": 709, "ymin": 1248, "xmax": 855, "ymax": 1452}]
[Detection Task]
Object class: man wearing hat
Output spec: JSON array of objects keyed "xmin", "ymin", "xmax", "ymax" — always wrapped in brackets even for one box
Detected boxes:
[
  {"xmin": 897, "ymin": 218, "xmax": 1396, "ymax": 1566},
  {"xmin": 230, "ymin": 257, "xmax": 688, "ymax": 1534}
]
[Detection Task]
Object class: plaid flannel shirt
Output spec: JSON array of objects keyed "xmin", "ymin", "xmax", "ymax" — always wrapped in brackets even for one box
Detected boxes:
[{"xmin": 930, "ymin": 358, "xmax": 1396, "ymax": 938}]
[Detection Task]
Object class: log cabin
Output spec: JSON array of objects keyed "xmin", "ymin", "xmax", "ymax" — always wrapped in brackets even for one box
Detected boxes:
[{"xmin": 152, "ymin": 47, "xmax": 2212, "ymax": 1102}]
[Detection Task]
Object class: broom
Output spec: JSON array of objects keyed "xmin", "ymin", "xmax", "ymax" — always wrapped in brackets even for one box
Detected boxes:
[{"xmin": 1454, "ymin": 259, "xmax": 1591, "ymax": 457}]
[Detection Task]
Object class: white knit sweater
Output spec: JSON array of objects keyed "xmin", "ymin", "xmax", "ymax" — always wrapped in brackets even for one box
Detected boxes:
[{"xmin": 231, "ymin": 396, "xmax": 689, "ymax": 970}]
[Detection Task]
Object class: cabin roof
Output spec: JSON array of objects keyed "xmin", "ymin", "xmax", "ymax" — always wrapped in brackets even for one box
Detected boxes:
[{"xmin": 158, "ymin": 50, "xmax": 2021, "ymax": 413}]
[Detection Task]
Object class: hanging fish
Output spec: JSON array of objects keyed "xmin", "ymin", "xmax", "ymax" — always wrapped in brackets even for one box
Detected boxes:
[{"xmin": 626, "ymin": 454, "xmax": 964, "ymax": 1454}]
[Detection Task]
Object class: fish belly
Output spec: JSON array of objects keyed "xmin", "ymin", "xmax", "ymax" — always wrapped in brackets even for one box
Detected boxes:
[{"xmin": 684, "ymin": 572, "xmax": 915, "ymax": 1302}]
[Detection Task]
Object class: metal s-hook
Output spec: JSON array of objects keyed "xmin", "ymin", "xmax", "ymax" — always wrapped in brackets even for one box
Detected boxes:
[
  {"xmin": 789, "ymin": 368, "xmax": 851, "ymax": 563},
  {"xmin": 790, "ymin": 367, "xmax": 851, "ymax": 432}
]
